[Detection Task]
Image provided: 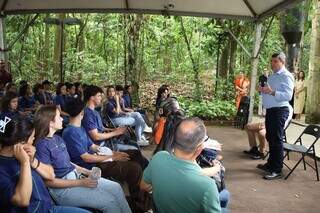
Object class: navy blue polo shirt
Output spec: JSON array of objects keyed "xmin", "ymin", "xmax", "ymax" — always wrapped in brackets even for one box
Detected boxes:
[
  {"xmin": 36, "ymin": 135, "xmax": 75, "ymax": 178},
  {"xmin": 18, "ymin": 96, "xmax": 35, "ymax": 111},
  {"xmin": 53, "ymin": 95, "xmax": 66, "ymax": 111},
  {"xmin": 63, "ymin": 125, "xmax": 95, "ymax": 170},
  {"xmin": 0, "ymin": 155, "xmax": 53, "ymax": 212},
  {"xmin": 82, "ymin": 107, "xmax": 105, "ymax": 144}
]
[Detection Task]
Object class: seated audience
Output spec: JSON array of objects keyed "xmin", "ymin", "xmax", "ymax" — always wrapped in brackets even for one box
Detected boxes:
[
  {"xmin": 18, "ymin": 83, "xmax": 36, "ymax": 113},
  {"xmin": 53, "ymin": 83, "xmax": 68, "ymax": 116},
  {"xmin": 0, "ymin": 116, "xmax": 89, "ymax": 213},
  {"xmin": 123, "ymin": 85, "xmax": 133, "ymax": 109},
  {"xmin": 82, "ymin": 85, "xmax": 137, "ymax": 151},
  {"xmin": 5, "ymin": 82, "xmax": 17, "ymax": 94},
  {"xmin": 244, "ymin": 105, "xmax": 293, "ymax": 160},
  {"xmin": 33, "ymin": 83, "xmax": 46, "ymax": 105},
  {"xmin": 42, "ymin": 80, "xmax": 53, "ymax": 105},
  {"xmin": 65, "ymin": 82, "xmax": 77, "ymax": 102},
  {"xmin": 34, "ymin": 105, "xmax": 132, "ymax": 213},
  {"xmin": 140, "ymin": 118, "xmax": 223, "ymax": 213},
  {"xmin": 0, "ymin": 91, "xmax": 20, "ymax": 119},
  {"xmin": 243, "ymin": 122, "xmax": 267, "ymax": 159},
  {"xmin": 74, "ymin": 82, "xmax": 83, "ymax": 100},
  {"xmin": 106, "ymin": 86, "xmax": 151, "ymax": 146},
  {"xmin": 63, "ymin": 98, "xmax": 148, "ymax": 207}
]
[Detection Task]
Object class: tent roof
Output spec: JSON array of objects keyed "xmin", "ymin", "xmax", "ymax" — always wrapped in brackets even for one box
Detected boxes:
[{"xmin": 0, "ymin": 0, "xmax": 304, "ymax": 21}]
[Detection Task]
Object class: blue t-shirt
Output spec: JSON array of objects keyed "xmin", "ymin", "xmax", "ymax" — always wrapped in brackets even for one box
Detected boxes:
[
  {"xmin": 63, "ymin": 125, "xmax": 95, "ymax": 170},
  {"xmin": 53, "ymin": 95, "xmax": 66, "ymax": 111},
  {"xmin": 33, "ymin": 93, "xmax": 46, "ymax": 105},
  {"xmin": 0, "ymin": 110, "xmax": 20, "ymax": 120},
  {"xmin": 19, "ymin": 96, "xmax": 35, "ymax": 111},
  {"xmin": 123, "ymin": 94, "xmax": 132, "ymax": 108},
  {"xmin": 82, "ymin": 107, "xmax": 105, "ymax": 144},
  {"xmin": 105, "ymin": 98, "xmax": 120, "ymax": 119},
  {"xmin": 36, "ymin": 135, "xmax": 75, "ymax": 178},
  {"xmin": 0, "ymin": 155, "xmax": 53, "ymax": 212},
  {"xmin": 44, "ymin": 91, "xmax": 53, "ymax": 103}
]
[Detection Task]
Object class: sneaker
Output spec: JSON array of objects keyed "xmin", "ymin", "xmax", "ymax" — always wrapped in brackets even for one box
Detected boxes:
[
  {"xmin": 263, "ymin": 172, "xmax": 283, "ymax": 180},
  {"xmin": 141, "ymin": 134, "xmax": 150, "ymax": 140},
  {"xmin": 144, "ymin": 126, "xmax": 153, "ymax": 133},
  {"xmin": 243, "ymin": 147, "xmax": 258, "ymax": 156},
  {"xmin": 137, "ymin": 139, "xmax": 149, "ymax": 147},
  {"xmin": 257, "ymin": 163, "xmax": 271, "ymax": 172},
  {"xmin": 251, "ymin": 152, "xmax": 265, "ymax": 160}
]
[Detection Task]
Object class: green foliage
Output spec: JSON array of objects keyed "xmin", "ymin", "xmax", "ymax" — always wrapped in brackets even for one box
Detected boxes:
[{"xmin": 178, "ymin": 96, "xmax": 236, "ymax": 120}]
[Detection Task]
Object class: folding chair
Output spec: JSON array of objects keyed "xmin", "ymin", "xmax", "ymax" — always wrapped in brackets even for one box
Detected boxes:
[{"xmin": 282, "ymin": 124, "xmax": 320, "ymax": 181}]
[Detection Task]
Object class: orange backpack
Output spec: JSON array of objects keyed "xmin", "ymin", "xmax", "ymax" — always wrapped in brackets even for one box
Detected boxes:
[{"xmin": 154, "ymin": 117, "xmax": 167, "ymax": 145}]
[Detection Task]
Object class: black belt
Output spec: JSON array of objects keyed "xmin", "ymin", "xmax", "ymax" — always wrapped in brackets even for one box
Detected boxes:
[{"xmin": 266, "ymin": 106, "xmax": 288, "ymax": 111}]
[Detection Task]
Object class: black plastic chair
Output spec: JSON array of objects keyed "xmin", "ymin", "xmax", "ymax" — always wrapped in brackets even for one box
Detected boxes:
[{"xmin": 283, "ymin": 124, "xmax": 320, "ymax": 181}]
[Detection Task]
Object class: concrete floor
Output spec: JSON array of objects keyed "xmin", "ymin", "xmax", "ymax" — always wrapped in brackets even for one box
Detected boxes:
[{"xmin": 142, "ymin": 125, "xmax": 320, "ymax": 213}]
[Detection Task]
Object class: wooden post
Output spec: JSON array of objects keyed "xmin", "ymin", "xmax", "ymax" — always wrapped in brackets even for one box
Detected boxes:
[{"xmin": 248, "ymin": 22, "xmax": 262, "ymax": 123}]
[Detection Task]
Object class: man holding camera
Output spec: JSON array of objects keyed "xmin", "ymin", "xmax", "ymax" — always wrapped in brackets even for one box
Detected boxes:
[{"xmin": 257, "ymin": 52, "xmax": 294, "ymax": 180}]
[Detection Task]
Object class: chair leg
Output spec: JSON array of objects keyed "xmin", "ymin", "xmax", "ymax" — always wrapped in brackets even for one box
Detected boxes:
[
  {"xmin": 285, "ymin": 156, "xmax": 304, "ymax": 180},
  {"xmin": 302, "ymin": 154, "xmax": 306, "ymax": 171},
  {"xmin": 313, "ymin": 152, "xmax": 319, "ymax": 181}
]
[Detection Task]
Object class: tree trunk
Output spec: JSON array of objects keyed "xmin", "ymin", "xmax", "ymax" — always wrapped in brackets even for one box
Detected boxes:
[
  {"xmin": 179, "ymin": 17, "xmax": 201, "ymax": 101},
  {"xmin": 127, "ymin": 14, "xmax": 143, "ymax": 105},
  {"xmin": 53, "ymin": 13, "xmax": 66, "ymax": 82},
  {"xmin": 305, "ymin": 0, "xmax": 320, "ymax": 123},
  {"xmin": 218, "ymin": 43, "xmax": 230, "ymax": 78},
  {"xmin": 43, "ymin": 14, "xmax": 50, "ymax": 77}
]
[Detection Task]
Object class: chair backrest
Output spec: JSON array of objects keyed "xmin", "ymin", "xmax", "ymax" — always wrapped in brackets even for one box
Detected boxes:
[{"xmin": 302, "ymin": 125, "xmax": 320, "ymax": 140}]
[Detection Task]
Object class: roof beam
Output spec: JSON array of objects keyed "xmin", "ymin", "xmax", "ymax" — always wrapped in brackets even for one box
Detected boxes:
[
  {"xmin": 242, "ymin": 0, "xmax": 257, "ymax": 17},
  {"xmin": 258, "ymin": 0, "xmax": 305, "ymax": 20},
  {"xmin": 2, "ymin": 8, "xmax": 256, "ymax": 21}
]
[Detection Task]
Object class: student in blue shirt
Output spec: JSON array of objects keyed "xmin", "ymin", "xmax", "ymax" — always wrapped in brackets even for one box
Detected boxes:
[
  {"xmin": 34, "ymin": 105, "xmax": 132, "ymax": 213},
  {"xmin": 65, "ymin": 82, "xmax": 77, "ymax": 102},
  {"xmin": 0, "ymin": 91, "xmax": 21, "ymax": 120},
  {"xmin": 106, "ymin": 86, "xmax": 151, "ymax": 146},
  {"xmin": 33, "ymin": 83, "xmax": 46, "ymax": 105},
  {"xmin": 63, "ymin": 98, "xmax": 147, "ymax": 201},
  {"xmin": 82, "ymin": 85, "xmax": 137, "ymax": 152},
  {"xmin": 42, "ymin": 80, "xmax": 53, "ymax": 105},
  {"xmin": 0, "ymin": 116, "xmax": 89, "ymax": 213},
  {"xmin": 257, "ymin": 52, "xmax": 294, "ymax": 180},
  {"xmin": 53, "ymin": 83, "xmax": 68, "ymax": 117},
  {"xmin": 18, "ymin": 83, "xmax": 36, "ymax": 113}
]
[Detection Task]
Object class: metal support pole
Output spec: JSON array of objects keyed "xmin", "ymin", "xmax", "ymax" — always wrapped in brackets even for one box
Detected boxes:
[
  {"xmin": 248, "ymin": 22, "xmax": 262, "ymax": 123},
  {"xmin": 60, "ymin": 22, "xmax": 64, "ymax": 83},
  {"xmin": 0, "ymin": 16, "xmax": 7, "ymax": 62}
]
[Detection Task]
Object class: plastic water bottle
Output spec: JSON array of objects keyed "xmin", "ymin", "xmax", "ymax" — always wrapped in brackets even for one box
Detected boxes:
[{"xmin": 89, "ymin": 167, "xmax": 101, "ymax": 180}]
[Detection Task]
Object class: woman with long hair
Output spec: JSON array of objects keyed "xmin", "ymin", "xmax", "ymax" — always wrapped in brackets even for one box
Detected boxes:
[
  {"xmin": 294, "ymin": 70, "xmax": 306, "ymax": 120},
  {"xmin": 0, "ymin": 116, "xmax": 89, "ymax": 212},
  {"xmin": 34, "ymin": 105, "xmax": 131, "ymax": 213}
]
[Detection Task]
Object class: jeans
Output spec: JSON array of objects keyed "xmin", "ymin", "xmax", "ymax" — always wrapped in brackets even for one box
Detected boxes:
[
  {"xmin": 112, "ymin": 112, "xmax": 146, "ymax": 141},
  {"xmin": 219, "ymin": 189, "xmax": 230, "ymax": 208},
  {"xmin": 50, "ymin": 206, "xmax": 90, "ymax": 213},
  {"xmin": 49, "ymin": 170, "xmax": 132, "ymax": 213}
]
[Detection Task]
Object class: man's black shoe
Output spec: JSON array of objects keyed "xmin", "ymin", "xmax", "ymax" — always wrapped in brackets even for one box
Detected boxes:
[
  {"xmin": 263, "ymin": 172, "xmax": 283, "ymax": 180},
  {"xmin": 243, "ymin": 147, "xmax": 258, "ymax": 156},
  {"xmin": 251, "ymin": 152, "xmax": 265, "ymax": 160},
  {"xmin": 257, "ymin": 163, "xmax": 271, "ymax": 172}
]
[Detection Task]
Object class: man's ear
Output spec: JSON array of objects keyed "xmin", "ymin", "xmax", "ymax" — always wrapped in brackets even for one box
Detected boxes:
[{"xmin": 194, "ymin": 143, "xmax": 204, "ymax": 157}]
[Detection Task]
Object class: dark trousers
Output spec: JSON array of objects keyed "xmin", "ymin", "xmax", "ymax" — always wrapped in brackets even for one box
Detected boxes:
[
  {"xmin": 265, "ymin": 106, "xmax": 289, "ymax": 173},
  {"xmin": 97, "ymin": 150, "xmax": 146, "ymax": 196}
]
